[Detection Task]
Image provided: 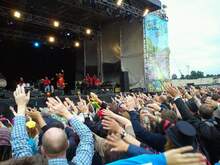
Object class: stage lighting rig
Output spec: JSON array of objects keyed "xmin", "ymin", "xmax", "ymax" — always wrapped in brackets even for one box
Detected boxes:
[
  {"xmin": 74, "ymin": 41, "xmax": 80, "ymax": 47},
  {"xmin": 48, "ymin": 36, "xmax": 55, "ymax": 43},
  {"xmin": 33, "ymin": 41, "xmax": 40, "ymax": 48},
  {"xmin": 116, "ymin": 0, "xmax": 123, "ymax": 6},
  {"xmin": 13, "ymin": 10, "xmax": 21, "ymax": 19},
  {"xmin": 53, "ymin": 20, "xmax": 60, "ymax": 28},
  {"xmin": 143, "ymin": 8, "xmax": 149, "ymax": 17},
  {"xmin": 86, "ymin": 28, "xmax": 92, "ymax": 35}
]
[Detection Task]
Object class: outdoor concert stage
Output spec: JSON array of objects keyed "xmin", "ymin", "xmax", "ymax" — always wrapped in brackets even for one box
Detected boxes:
[{"xmin": 0, "ymin": 0, "xmax": 162, "ymax": 92}]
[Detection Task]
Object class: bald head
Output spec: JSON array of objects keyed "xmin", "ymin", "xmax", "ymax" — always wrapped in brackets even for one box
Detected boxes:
[{"xmin": 42, "ymin": 127, "xmax": 68, "ymax": 156}]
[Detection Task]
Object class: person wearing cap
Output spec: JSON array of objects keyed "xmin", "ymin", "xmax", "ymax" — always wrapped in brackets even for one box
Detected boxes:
[
  {"xmin": 0, "ymin": 127, "xmax": 12, "ymax": 161},
  {"xmin": 165, "ymin": 121, "xmax": 198, "ymax": 151}
]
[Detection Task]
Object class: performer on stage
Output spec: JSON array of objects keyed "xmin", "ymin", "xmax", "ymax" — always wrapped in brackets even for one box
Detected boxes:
[
  {"xmin": 57, "ymin": 73, "xmax": 65, "ymax": 90},
  {"xmin": 94, "ymin": 77, "xmax": 102, "ymax": 86},
  {"xmin": 43, "ymin": 76, "xmax": 51, "ymax": 93}
]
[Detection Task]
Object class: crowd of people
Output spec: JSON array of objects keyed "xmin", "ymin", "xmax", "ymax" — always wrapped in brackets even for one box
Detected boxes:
[{"xmin": 0, "ymin": 83, "xmax": 220, "ymax": 165}]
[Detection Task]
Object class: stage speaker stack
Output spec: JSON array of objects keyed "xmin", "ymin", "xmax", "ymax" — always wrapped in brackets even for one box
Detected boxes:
[{"xmin": 120, "ymin": 71, "xmax": 129, "ymax": 92}]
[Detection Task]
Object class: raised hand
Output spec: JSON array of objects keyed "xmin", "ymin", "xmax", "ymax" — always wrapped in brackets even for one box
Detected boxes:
[
  {"xmin": 141, "ymin": 109, "xmax": 161, "ymax": 123},
  {"xmin": 26, "ymin": 107, "xmax": 46, "ymax": 128},
  {"xmin": 164, "ymin": 83, "xmax": 181, "ymax": 98},
  {"xmin": 26, "ymin": 108, "xmax": 41, "ymax": 122},
  {"xmin": 124, "ymin": 96, "xmax": 137, "ymax": 111},
  {"xmin": 77, "ymin": 98, "xmax": 89, "ymax": 113},
  {"xmin": 13, "ymin": 85, "xmax": 30, "ymax": 115},
  {"xmin": 102, "ymin": 116, "xmax": 122, "ymax": 133},
  {"xmin": 46, "ymin": 96, "xmax": 72, "ymax": 120},
  {"xmin": 165, "ymin": 146, "xmax": 206, "ymax": 165},
  {"xmin": 64, "ymin": 97, "xmax": 78, "ymax": 114},
  {"xmin": 189, "ymin": 86, "xmax": 198, "ymax": 97},
  {"xmin": 90, "ymin": 92, "xmax": 98, "ymax": 100},
  {"xmin": 14, "ymin": 86, "xmax": 30, "ymax": 106},
  {"xmin": 106, "ymin": 133, "xmax": 129, "ymax": 152},
  {"xmin": 147, "ymin": 103, "xmax": 161, "ymax": 112},
  {"xmin": 103, "ymin": 109, "xmax": 115, "ymax": 118}
]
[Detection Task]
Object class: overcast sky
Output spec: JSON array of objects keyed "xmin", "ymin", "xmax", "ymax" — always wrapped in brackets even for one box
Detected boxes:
[{"xmin": 161, "ymin": 0, "xmax": 220, "ymax": 76}]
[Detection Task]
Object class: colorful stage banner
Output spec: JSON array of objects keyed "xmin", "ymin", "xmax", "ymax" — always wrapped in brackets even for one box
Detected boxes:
[{"xmin": 143, "ymin": 11, "xmax": 170, "ymax": 92}]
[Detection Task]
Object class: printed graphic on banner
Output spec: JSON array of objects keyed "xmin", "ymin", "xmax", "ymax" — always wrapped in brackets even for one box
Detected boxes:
[{"xmin": 144, "ymin": 11, "xmax": 170, "ymax": 92}]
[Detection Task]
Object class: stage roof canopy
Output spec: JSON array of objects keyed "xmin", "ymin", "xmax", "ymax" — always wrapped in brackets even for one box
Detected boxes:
[{"xmin": 0, "ymin": 0, "xmax": 161, "ymax": 45}]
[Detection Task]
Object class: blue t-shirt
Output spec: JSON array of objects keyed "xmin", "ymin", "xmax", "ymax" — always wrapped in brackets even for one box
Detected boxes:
[{"xmin": 107, "ymin": 154, "xmax": 166, "ymax": 165}]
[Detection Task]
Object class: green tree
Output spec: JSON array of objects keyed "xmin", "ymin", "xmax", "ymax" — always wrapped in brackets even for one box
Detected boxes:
[
  {"xmin": 185, "ymin": 75, "xmax": 190, "ymax": 79},
  {"xmin": 180, "ymin": 74, "xmax": 185, "ymax": 79},
  {"xmin": 188, "ymin": 70, "xmax": 204, "ymax": 79},
  {"xmin": 190, "ymin": 71, "xmax": 197, "ymax": 79},
  {"xmin": 197, "ymin": 71, "xmax": 204, "ymax": 78}
]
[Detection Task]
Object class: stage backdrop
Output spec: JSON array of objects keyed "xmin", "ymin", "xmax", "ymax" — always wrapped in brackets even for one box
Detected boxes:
[{"xmin": 144, "ymin": 11, "xmax": 170, "ymax": 92}]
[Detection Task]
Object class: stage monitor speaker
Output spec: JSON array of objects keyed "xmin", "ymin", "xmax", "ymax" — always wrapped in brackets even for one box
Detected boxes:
[{"xmin": 120, "ymin": 71, "xmax": 129, "ymax": 92}]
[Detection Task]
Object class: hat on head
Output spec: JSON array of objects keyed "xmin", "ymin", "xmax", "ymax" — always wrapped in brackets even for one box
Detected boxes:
[
  {"xmin": 167, "ymin": 121, "xmax": 197, "ymax": 150},
  {"xmin": 0, "ymin": 127, "xmax": 11, "ymax": 146}
]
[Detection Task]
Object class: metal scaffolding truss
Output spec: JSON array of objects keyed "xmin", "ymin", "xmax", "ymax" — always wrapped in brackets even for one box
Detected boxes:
[
  {"xmin": 151, "ymin": 9, "xmax": 168, "ymax": 21},
  {"xmin": 57, "ymin": 0, "xmax": 144, "ymax": 18},
  {"xmin": 57, "ymin": 0, "xmax": 108, "ymax": 17},
  {"xmin": 0, "ymin": 6, "xmax": 96, "ymax": 34},
  {"xmin": 94, "ymin": 0, "xmax": 143, "ymax": 18}
]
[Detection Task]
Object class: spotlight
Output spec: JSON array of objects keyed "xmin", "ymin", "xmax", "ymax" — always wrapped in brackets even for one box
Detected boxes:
[
  {"xmin": 143, "ymin": 8, "xmax": 149, "ymax": 17},
  {"xmin": 33, "ymin": 42, "xmax": 40, "ymax": 48},
  {"xmin": 13, "ymin": 11, "xmax": 21, "ymax": 19},
  {"xmin": 74, "ymin": 41, "xmax": 80, "ymax": 47},
  {"xmin": 66, "ymin": 33, "xmax": 70, "ymax": 36},
  {"xmin": 86, "ymin": 28, "xmax": 92, "ymax": 35},
  {"xmin": 53, "ymin": 20, "xmax": 60, "ymax": 28},
  {"xmin": 48, "ymin": 36, "xmax": 55, "ymax": 43},
  {"xmin": 116, "ymin": 0, "xmax": 123, "ymax": 6}
]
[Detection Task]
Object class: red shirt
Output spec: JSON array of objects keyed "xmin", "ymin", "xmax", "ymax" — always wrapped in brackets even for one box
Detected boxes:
[
  {"xmin": 43, "ymin": 79, "xmax": 51, "ymax": 86},
  {"xmin": 57, "ymin": 77, "xmax": 65, "ymax": 88},
  {"xmin": 95, "ymin": 79, "xmax": 101, "ymax": 86}
]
